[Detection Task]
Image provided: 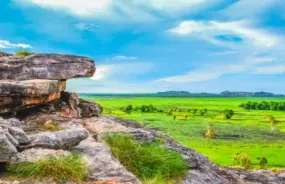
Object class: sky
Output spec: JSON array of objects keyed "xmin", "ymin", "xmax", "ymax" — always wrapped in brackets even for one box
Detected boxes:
[{"xmin": 1, "ymin": 0, "xmax": 285, "ymax": 93}]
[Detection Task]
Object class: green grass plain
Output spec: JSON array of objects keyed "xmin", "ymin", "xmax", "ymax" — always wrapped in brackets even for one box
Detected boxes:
[{"xmin": 87, "ymin": 96, "xmax": 285, "ymax": 169}]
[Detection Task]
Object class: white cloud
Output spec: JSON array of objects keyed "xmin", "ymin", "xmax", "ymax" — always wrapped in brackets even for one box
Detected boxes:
[
  {"xmin": 157, "ymin": 70, "xmax": 222, "ymax": 83},
  {"xmin": 252, "ymin": 65, "xmax": 285, "ymax": 74},
  {"xmin": 0, "ymin": 40, "xmax": 32, "ymax": 49},
  {"xmin": 91, "ymin": 65, "xmax": 112, "ymax": 80},
  {"xmin": 91, "ymin": 62, "xmax": 153, "ymax": 81},
  {"xmin": 168, "ymin": 20, "xmax": 281, "ymax": 48},
  {"xmin": 15, "ymin": 0, "xmax": 216, "ymax": 20},
  {"xmin": 220, "ymin": 0, "xmax": 281, "ymax": 19},
  {"xmin": 111, "ymin": 55, "xmax": 137, "ymax": 61}
]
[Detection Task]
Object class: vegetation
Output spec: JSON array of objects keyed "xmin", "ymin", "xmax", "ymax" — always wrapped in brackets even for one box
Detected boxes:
[
  {"xmin": 233, "ymin": 153, "xmax": 251, "ymax": 169},
  {"xmin": 223, "ymin": 109, "xmax": 234, "ymax": 119},
  {"xmin": 15, "ymin": 50, "xmax": 32, "ymax": 56},
  {"xmin": 266, "ymin": 115, "xmax": 280, "ymax": 132},
  {"xmin": 240, "ymin": 101, "xmax": 285, "ymax": 111},
  {"xmin": 6, "ymin": 155, "xmax": 88, "ymax": 182},
  {"xmin": 86, "ymin": 96, "xmax": 285, "ymax": 168},
  {"xmin": 40, "ymin": 120, "xmax": 64, "ymax": 132},
  {"xmin": 257, "ymin": 156, "xmax": 268, "ymax": 169},
  {"xmin": 121, "ymin": 104, "xmax": 163, "ymax": 113},
  {"xmin": 104, "ymin": 134, "xmax": 188, "ymax": 183}
]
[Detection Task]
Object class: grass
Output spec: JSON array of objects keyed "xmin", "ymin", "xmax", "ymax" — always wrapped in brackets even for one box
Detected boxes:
[
  {"xmin": 40, "ymin": 120, "xmax": 64, "ymax": 132},
  {"xmin": 6, "ymin": 155, "xmax": 88, "ymax": 182},
  {"xmin": 86, "ymin": 96, "xmax": 285, "ymax": 169},
  {"xmin": 104, "ymin": 134, "xmax": 188, "ymax": 183},
  {"xmin": 15, "ymin": 50, "xmax": 32, "ymax": 56}
]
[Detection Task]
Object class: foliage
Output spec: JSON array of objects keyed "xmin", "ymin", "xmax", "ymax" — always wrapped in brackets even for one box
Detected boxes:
[
  {"xmin": 122, "ymin": 104, "xmax": 163, "ymax": 113},
  {"xmin": 6, "ymin": 155, "xmax": 88, "ymax": 182},
  {"xmin": 205, "ymin": 124, "xmax": 214, "ymax": 140},
  {"xmin": 40, "ymin": 120, "xmax": 64, "ymax": 132},
  {"xmin": 192, "ymin": 108, "xmax": 198, "ymax": 115},
  {"xmin": 240, "ymin": 101, "xmax": 285, "ymax": 111},
  {"xmin": 233, "ymin": 153, "xmax": 251, "ymax": 169},
  {"xmin": 123, "ymin": 104, "xmax": 133, "ymax": 113},
  {"xmin": 224, "ymin": 109, "xmax": 234, "ymax": 119},
  {"xmin": 104, "ymin": 135, "xmax": 188, "ymax": 183},
  {"xmin": 257, "ymin": 156, "xmax": 268, "ymax": 168},
  {"xmin": 167, "ymin": 109, "xmax": 173, "ymax": 116},
  {"xmin": 15, "ymin": 50, "xmax": 31, "ymax": 56},
  {"xmin": 173, "ymin": 115, "xmax": 177, "ymax": 120},
  {"xmin": 266, "ymin": 115, "xmax": 279, "ymax": 132}
]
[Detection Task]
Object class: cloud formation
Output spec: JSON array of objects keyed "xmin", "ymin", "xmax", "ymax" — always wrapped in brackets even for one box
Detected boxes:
[
  {"xmin": 16, "ymin": 0, "xmax": 215, "ymax": 20},
  {"xmin": 167, "ymin": 20, "xmax": 281, "ymax": 48},
  {"xmin": 0, "ymin": 40, "xmax": 32, "ymax": 49}
]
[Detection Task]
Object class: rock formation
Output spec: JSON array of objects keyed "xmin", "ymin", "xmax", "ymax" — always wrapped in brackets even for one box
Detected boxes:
[{"xmin": 0, "ymin": 52, "xmax": 284, "ymax": 184}]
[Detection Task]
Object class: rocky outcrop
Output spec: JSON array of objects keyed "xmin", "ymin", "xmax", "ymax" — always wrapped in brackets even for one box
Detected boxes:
[
  {"xmin": 0, "ymin": 118, "xmax": 30, "ymax": 162},
  {"xmin": 0, "ymin": 54, "xmax": 95, "ymax": 80},
  {"xmin": 0, "ymin": 53, "xmax": 101, "ymax": 117}
]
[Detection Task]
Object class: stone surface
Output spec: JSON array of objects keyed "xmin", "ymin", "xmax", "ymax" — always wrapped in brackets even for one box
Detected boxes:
[
  {"xmin": 73, "ymin": 137, "xmax": 141, "ymax": 184},
  {"xmin": 0, "ymin": 126, "xmax": 18, "ymax": 162},
  {"xmin": 0, "ymin": 92, "xmax": 61, "ymax": 113},
  {"xmin": 11, "ymin": 148, "xmax": 71, "ymax": 163},
  {"xmin": 26, "ymin": 128, "xmax": 89, "ymax": 149},
  {"xmin": 0, "ymin": 80, "xmax": 66, "ymax": 97},
  {"xmin": 0, "ymin": 54, "xmax": 95, "ymax": 80},
  {"xmin": 0, "ymin": 52, "xmax": 12, "ymax": 57},
  {"xmin": 8, "ymin": 126, "xmax": 30, "ymax": 145},
  {"xmin": 84, "ymin": 117, "xmax": 129, "ymax": 134},
  {"xmin": 79, "ymin": 99, "xmax": 103, "ymax": 117}
]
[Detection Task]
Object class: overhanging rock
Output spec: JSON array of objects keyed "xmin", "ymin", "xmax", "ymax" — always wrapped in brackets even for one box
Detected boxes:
[{"xmin": 0, "ymin": 54, "xmax": 95, "ymax": 80}]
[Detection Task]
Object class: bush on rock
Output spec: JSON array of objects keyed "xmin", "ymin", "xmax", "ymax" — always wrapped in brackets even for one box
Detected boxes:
[{"xmin": 104, "ymin": 134, "xmax": 188, "ymax": 183}]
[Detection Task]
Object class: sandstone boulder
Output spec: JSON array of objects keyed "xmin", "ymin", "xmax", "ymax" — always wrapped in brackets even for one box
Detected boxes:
[
  {"xmin": 0, "ymin": 54, "xmax": 95, "ymax": 80},
  {"xmin": 27, "ymin": 128, "xmax": 89, "ymax": 149},
  {"xmin": 0, "ymin": 80, "xmax": 66, "ymax": 96},
  {"xmin": 79, "ymin": 99, "xmax": 103, "ymax": 117}
]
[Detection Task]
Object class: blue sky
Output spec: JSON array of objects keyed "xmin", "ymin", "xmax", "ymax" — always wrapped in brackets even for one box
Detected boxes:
[{"xmin": 1, "ymin": 0, "xmax": 285, "ymax": 93}]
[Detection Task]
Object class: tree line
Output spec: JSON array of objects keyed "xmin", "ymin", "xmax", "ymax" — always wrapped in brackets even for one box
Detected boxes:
[{"xmin": 239, "ymin": 101, "xmax": 285, "ymax": 111}]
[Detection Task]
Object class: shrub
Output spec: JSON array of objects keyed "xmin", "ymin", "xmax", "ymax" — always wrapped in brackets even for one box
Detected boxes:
[
  {"xmin": 123, "ymin": 104, "xmax": 133, "ymax": 113},
  {"xmin": 199, "ymin": 110, "xmax": 205, "ymax": 116},
  {"xmin": 173, "ymin": 115, "xmax": 177, "ymax": 120},
  {"xmin": 205, "ymin": 124, "xmax": 214, "ymax": 140},
  {"xmin": 104, "ymin": 135, "xmax": 188, "ymax": 183},
  {"xmin": 257, "ymin": 156, "xmax": 268, "ymax": 168},
  {"xmin": 167, "ymin": 109, "xmax": 173, "ymax": 116},
  {"xmin": 15, "ymin": 50, "xmax": 31, "ymax": 56},
  {"xmin": 192, "ymin": 108, "xmax": 197, "ymax": 115},
  {"xmin": 224, "ymin": 109, "xmax": 234, "ymax": 119},
  {"xmin": 40, "ymin": 120, "xmax": 64, "ymax": 132},
  {"xmin": 233, "ymin": 153, "xmax": 251, "ymax": 169},
  {"xmin": 6, "ymin": 155, "xmax": 88, "ymax": 182}
]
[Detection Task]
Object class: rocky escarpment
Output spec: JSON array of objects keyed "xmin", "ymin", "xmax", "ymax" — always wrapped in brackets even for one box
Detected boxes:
[{"xmin": 0, "ymin": 52, "xmax": 284, "ymax": 184}]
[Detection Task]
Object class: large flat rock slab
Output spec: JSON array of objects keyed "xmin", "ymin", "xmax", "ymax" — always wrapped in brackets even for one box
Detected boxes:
[
  {"xmin": 0, "ymin": 79, "xmax": 66, "ymax": 96},
  {"xmin": 0, "ymin": 54, "xmax": 95, "ymax": 80}
]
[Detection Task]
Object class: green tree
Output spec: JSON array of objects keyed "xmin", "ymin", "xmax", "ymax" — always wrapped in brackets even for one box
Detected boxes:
[{"xmin": 224, "ymin": 109, "xmax": 234, "ymax": 119}]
